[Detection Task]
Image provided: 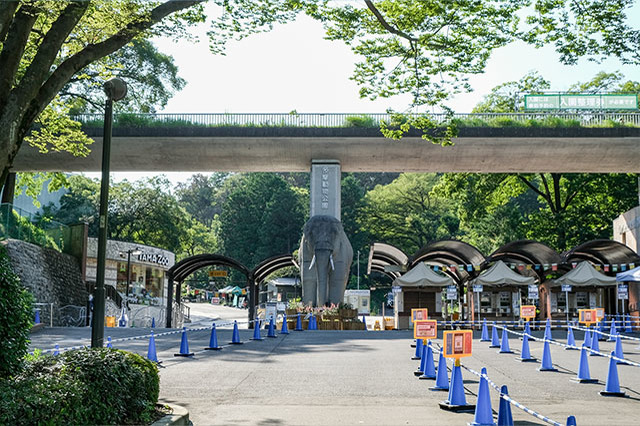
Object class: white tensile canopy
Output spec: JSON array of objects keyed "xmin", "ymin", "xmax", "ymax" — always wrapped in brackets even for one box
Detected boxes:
[
  {"xmin": 616, "ymin": 265, "xmax": 640, "ymax": 282},
  {"xmin": 393, "ymin": 262, "xmax": 453, "ymax": 287},
  {"xmin": 552, "ymin": 261, "xmax": 616, "ymax": 287},
  {"xmin": 471, "ymin": 260, "xmax": 535, "ymax": 286}
]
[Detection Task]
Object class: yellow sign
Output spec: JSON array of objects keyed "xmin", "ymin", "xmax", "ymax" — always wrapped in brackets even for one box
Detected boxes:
[
  {"xmin": 411, "ymin": 308, "xmax": 428, "ymax": 322},
  {"xmin": 413, "ymin": 320, "xmax": 437, "ymax": 339},
  {"xmin": 520, "ymin": 305, "xmax": 536, "ymax": 320},
  {"xmin": 443, "ymin": 330, "xmax": 473, "ymax": 358},
  {"xmin": 210, "ymin": 270, "xmax": 227, "ymax": 277},
  {"xmin": 578, "ymin": 309, "xmax": 598, "ymax": 325}
]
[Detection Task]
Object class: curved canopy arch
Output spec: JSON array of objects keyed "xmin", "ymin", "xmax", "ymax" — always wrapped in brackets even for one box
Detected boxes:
[
  {"xmin": 487, "ymin": 240, "xmax": 561, "ymax": 280},
  {"xmin": 166, "ymin": 254, "xmax": 249, "ymax": 327},
  {"xmin": 410, "ymin": 240, "xmax": 485, "ymax": 284},
  {"xmin": 251, "ymin": 253, "xmax": 299, "ymax": 284},
  {"xmin": 563, "ymin": 239, "xmax": 640, "ymax": 273},
  {"xmin": 367, "ymin": 243, "xmax": 408, "ymax": 281}
]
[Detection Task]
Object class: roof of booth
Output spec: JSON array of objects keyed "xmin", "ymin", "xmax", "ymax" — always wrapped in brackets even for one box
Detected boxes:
[
  {"xmin": 552, "ymin": 261, "xmax": 616, "ymax": 287},
  {"xmin": 472, "ymin": 260, "xmax": 535, "ymax": 286},
  {"xmin": 487, "ymin": 240, "xmax": 561, "ymax": 279},
  {"xmin": 393, "ymin": 262, "xmax": 453, "ymax": 287}
]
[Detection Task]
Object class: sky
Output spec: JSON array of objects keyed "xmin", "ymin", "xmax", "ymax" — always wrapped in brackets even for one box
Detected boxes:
[{"xmin": 97, "ymin": 4, "xmax": 640, "ymax": 186}]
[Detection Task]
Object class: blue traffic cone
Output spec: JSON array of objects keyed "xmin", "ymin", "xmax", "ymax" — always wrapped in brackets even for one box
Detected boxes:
[
  {"xmin": 362, "ymin": 314, "xmax": 367, "ymax": 331},
  {"xmin": 566, "ymin": 327, "xmax": 578, "ymax": 350},
  {"xmin": 251, "ymin": 319, "xmax": 263, "ymax": 341},
  {"xmin": 499, "ymin": 328, "xmax": 513, "ymax": 354},
  {"xmin": 614, "ymin": 334, "xmax": 626, "ymax": 364},
  {"xmin": 412, "ymin": 338, "xmax": 423, "ymax": 360},
  {"xmin": 497, "ymin": 385, "xmax": 514, "ymax": 426},
  {"xmin": 147, "ymin": 331, "xmax": 159, "ymax": 362},
  {"xmin": 295, "ymin": 314, "xmax": 303, "ymax": 331},
  {"xmin": 584, "ymin": 328, "xmax": 592, "ymax": 347},
  {"xmin": 151, "ymin": 317, "xmax": 155, "ymax": 328},
  {"xmin": 480, "ymin": 319, "xmax": 490, "ymax": 341},
  {"xmin": 490, "ymin": 323, "xmax": 500, "ymax": 348},
  {"xmin": 34, "ymin": 310, "xmax": 40, "ymax": 324},
  {"xmin": 624, "ymin": 314, "xmax": 633, "ymax": 333},
  {"xmin": 430, "ymin": 352, "xmax": 449, "ymax": 391},
  {"xmin": 267, "ymin": 318, "xmax": 277, "ymax": 338},
  {"xmin": 589, "ymin": 330, "xmax": 601, "ymax": 356},
  {"xmin": 280, "ymin": 315, "xmax": 290, "ymax": 335},
  {"xmin": 174, "ymin": 327, "xmax": 194, "ymax": 357},
  {"xmin": 470, "ymin": 367, "xmax": 495, "ymax": 425},
  {"xmin": 415, "ymin": 343, "xmax": 428, "ymax": 376},
  {"xmin": 419, "ymin": 342, "xmax": 436, "ymax": 380},
  {"xmin": 597, "ymin": 318, "xmax": 605, "ymax": 341},
  {"xmin": 566, "ymin": 416, "xmax": 577, "ymax": 426},
  {"xmin": 230, "ymin": 320, "xmax": 243, "ymax": 344},
  {"xmin": 53, "ymin": 344, "xmax": 60, "ymax": 356},
  {"xmin": 608, "ymin": 319, "xmax": 617, "ymax": 341},
  {"xmin": 600, "ymin": 351, "xmax": 627, "ymax": 397},
  {"xmin": 439, "ymin": 359, "xmax": 475, "ymax": 412},
  {"xmin": 308, "ymin": 315, "xmax": 315, "ymax": 330},
  {"xmin": 106, "ymin": 336, "xmax": 113, "ymax": 349},
  {"xmin": 205, "ymin": 323, "xmax": 223, "ymax": 350},
  {"xmin": 518, "ymin": 333, "xmax": 535, "ymax": 362},
  {"xmin": 538, "ymin": 340, "xmax": 557, "ymax": 372},
  {"xmin": 573, "ymin": 345, "xmax": 597, "ymax": 383},
  {"xmin": 524, "ymin": 320, "xmax": 531, "ymax": 337},
  {"xmin": 544, "ymin": 318, "xmax": 552, "ymax": 341}
]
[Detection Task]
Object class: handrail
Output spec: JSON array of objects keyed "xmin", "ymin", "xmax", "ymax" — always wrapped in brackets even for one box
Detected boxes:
[{"xmin": 70, "ymin": 112, "xmax": 640, "ymax": 128}]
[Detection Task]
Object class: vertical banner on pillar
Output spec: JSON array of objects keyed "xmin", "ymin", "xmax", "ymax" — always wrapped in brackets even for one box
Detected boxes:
[{"xmin": 310, "ymin": 160, "xmax": 341, "ymax": 220}]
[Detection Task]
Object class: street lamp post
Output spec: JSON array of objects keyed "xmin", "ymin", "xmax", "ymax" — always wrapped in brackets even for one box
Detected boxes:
[{"xmin": 91, "ymin": 78, "xmax": 127, "ymax": 348}]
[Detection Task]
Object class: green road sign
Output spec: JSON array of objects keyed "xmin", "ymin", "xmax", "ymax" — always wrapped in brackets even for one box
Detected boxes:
[{"xmin": 524, "ymin": 94, "xmax": 638, "ymax": 111}]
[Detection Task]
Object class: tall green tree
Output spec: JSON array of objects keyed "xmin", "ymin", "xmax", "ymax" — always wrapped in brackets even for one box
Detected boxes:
[
  {"xmin": 174, "ymin": 173, "xmax": 228, "ymax": 229},
  {"xmin": 219, "ymin": 173, "xmax": 305, "ymax": 269},
  {"xmin": 472, "ymin": 71, "xmax": 551, "ymax": 113},
  {"xmin": 359, "ymin": 173, "xmax": 460, "ymax": 255}
]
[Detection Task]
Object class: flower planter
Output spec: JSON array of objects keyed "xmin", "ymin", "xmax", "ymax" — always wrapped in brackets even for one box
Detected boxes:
[
  {"xmin": 285, "ymin": 309, "xmax": 298, "ymax": 316},
  {"xmin": 339, "ymin": 309, "xmax": 358, "ymax": 319}
]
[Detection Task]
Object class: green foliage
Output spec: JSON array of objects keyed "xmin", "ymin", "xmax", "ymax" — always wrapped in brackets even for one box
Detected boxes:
[
  {"xmin": 0, "ymin": 348, "xmax": 159, "ymax": 425},
  {"xmin": 0, "ymin": 247, "xmax": 33, "ymax": 379},
  {"xmin": 344, "ymin": 115, "xmax": 376, "ymax": 127},
  {"xmin": 472, "ymin": 71, "xmax": 551, "ymax": 113},
  {"xmin": 175, "ymin": 173, "xmax": 228, "ymax": 229},
  {"xmin": 219, "ymin": 173, "xmax": 306, "ymax": 268},
  {"xmin": 0, "ymin": 208, "xmax": 60, "ymax": 251}
]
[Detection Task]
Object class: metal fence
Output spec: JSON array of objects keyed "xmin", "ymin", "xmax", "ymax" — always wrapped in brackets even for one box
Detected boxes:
[
  {"xmin": 0, "ymin": 203, "xmax": 70, "ymax": 251},
  {"xmin": 34, "ymin": 303, "xmax": 86, "ymax": 327},
  {"xmin": 70, "ymin": 112, "xmax": 640, "ymax": 128}
]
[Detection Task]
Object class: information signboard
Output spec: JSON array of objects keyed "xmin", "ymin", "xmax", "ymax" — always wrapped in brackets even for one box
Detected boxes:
[
  {"xmin": 524, "ymin": 94, "xmax": 638, "ymax": 111},
  {"xmin": 520, "ymin": 305, "xmax": 536, "ymax": 320},
  {"xmin": 446, "ymin": 285, "xmax": 458, "ymax": 300},
  {"xmin": 443, "ymin": 330, "xmax": 473, "ymax": 358},
  {"xmin": 413, "ymin": 320, "xmax": 437, "ymax": 340},
  {"xmin": 411, "ymin": 308, "xmax": 428, "ymax": 322},
  {"xmin": 528, "ymin": 285, "xmax": 539, "ymax": 300},
  {"xmin": 473, "ymin": 285, "xmax": 483, "ymax": 293},
  {"xmin": 618, "ymin": 284, "xmax": 629, "ymax": 300},
  {"xmin": 595, "ymin": 308, "xmax": 604, "ymax": 322},
  {"xmin": 561, "ymin": 285, "xmax": 572, "ymax": 292},
  {"xmin": 578, "ymin": 308, "xmax": 598, "ymax": 325}
]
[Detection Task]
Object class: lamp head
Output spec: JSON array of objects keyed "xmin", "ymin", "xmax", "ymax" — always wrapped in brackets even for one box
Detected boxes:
[{"xmin": 104, "ymin": 77, "xmax": 127, "ymax": 101}]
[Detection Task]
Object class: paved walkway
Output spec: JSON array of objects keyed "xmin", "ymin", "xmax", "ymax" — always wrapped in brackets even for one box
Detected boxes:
[{"xmin": 28, "ymin": 307, "xmax": 640, "ymax": 425}]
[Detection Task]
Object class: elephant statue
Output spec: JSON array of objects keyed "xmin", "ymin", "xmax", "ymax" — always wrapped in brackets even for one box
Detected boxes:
[{"xmin": 299, "ymin": 215, "xmax": 353, "ymax": 307}]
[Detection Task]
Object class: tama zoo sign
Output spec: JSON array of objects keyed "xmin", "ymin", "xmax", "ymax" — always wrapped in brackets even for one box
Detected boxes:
[{"xmin": 137, "ymin": 252, "xmax": 170, "ymax": 267}]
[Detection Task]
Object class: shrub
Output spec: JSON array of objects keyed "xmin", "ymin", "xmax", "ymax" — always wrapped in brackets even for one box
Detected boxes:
[
  {"xmin": 0, "ymin": 246, "xmax": 33, "ymax": 378},
  {"xmin": 345, "ymin": 114, "xmax": 377, "ymax": 127},
  {"xmin": 0, "ymin": 348, "xmax": 159, "ymax": 425}
]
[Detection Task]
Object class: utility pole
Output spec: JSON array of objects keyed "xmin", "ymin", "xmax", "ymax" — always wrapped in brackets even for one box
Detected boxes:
[{"xmin": 357, "ymin": 250, "xmax": 360, "ymax": 290}]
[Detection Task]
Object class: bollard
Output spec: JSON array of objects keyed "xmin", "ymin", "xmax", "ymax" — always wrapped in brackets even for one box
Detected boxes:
[
  {"xmin": 497, "ymin": 385, "xmax": 514, "ymax": 426},
  {"xmin": 470, "ymin": 367, "xmax": 496, "ymax": 426},
  {"xmin": 439, "ymin": 358, "xmax": 475, "ymax": 412},
  {"xmin": 174, "ymin": 327, "xmax": 195, "ymax": 357},
  {"xmin": 573, "ymin": 345, "xmax": 597, "ymax": 383},
  {"xmin": 599, "ymin": 351, "xmax": 627, "ymax": 397},
  {"xmin": 205, "ymin": 323, "xmax": 223, "ymax": 350}
]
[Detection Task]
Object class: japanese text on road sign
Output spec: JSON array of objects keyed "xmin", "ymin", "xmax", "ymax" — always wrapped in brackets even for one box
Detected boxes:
[
  {"xmin": 443, "ymin": 330, "xmax": 472, "ymax": 358},
  {"xmin": 413, "ymin": 320, "xmax": 437, "ymax": 340},
  {"xmin": 578, "ymin": 309, "xmax": 598, "ymax": 325},
  {"xmin": 411, "ymin": 308, "xmax": 428, "ymax": 322},
  {"xmin": 520, "ymin": 305, "xmax": 536, "ymax": 320}
]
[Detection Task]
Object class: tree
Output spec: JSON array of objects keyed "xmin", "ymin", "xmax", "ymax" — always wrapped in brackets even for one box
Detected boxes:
[
  {"xmin": 0, "ymin": 0, "xmax": 310, "ymax": 191},
  {"xmin": 359, "ymin": 173, "xmax": 460, "ymax": 255},
  {"xmin": 472, "ymin": 71, "xmax": 551, "ymax": 113},
  {"xmin": 174, "ymin": 173, "xmax": 228, "ymax": 229},
  {"xmin": 219, "ymin": 173, "xmax": 306, "ymax": 269}
]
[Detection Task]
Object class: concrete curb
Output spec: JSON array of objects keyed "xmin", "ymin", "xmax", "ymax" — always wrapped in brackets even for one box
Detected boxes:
[{"xmin": 151, "ymin": 402, "xmax": 189, "ymax": 426}]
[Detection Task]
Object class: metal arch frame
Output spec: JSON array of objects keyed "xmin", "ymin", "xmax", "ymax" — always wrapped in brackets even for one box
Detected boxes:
[
  {"xmin": 487, "ymin": 239, "xmax": 562, "ymax": 281},
  {"xmin": 563, "ymin": 239, "xmax": 640, "ymax": 273},
  {"xmin": 248, "ymin": 254, "xmax": 299, "ymax": 326},
  {"xmin": 166, "ymin": 254, "xmax": 250, "ymax": 328}
]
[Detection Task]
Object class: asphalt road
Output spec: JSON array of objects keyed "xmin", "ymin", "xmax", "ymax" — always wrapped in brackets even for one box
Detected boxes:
[{"xmin": 28, "ymin": 304, "xmax": 640, "ymax": 426}]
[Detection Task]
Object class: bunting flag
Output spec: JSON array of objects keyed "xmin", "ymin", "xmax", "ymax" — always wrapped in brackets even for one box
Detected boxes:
[
  {"xmin": 551, "ymin": 264, "xmax": 558, "ymax": 271},
  {"xmin": 631, "ymin": 263, "xmax": 635, "ymax": 269},
  {"xmin": 534, "ymin": 264, "xmax": 541, "ymax": 270},
  {"xmin": 612, "ymin": 265, "xmax": 618, "ymax": 272},
  {"xmin": 543, "ymin": 264, "xmax": 549, "ymax": 270},
  {"xmin": 595, "ymin": 265, "xmax": 602, "ymax": 271},
  {"xmin": 433, "ymin": 265, "xmax": 439, "ymax": 272},
  {"xmin": 571, "ymin": 262, "xmax": 577, "ymax": 268},
  {"xmin": 621, "ymin": 264, "xmax": 627, "ymax": 271},
  {"xmin": 474, "ymin": 264, "xmax": 481, "ymax": 271},
  {"xmin": 517, "ymin": 264, "xmax": 525, "ymax": 271},
  {"xmin": 604, "ymin": 265, "xmax": 610, "ymax": 272},
  {"xmin": 466, "ymin": 264, "xmax": 473, "ymax": 272},
  {"xmin": 423, "ymin": 261, "xmax": 631, "ymax": 274},
  {"xmin": 510, "ymin": 264, "xmax": 516, "ymax": 269},
  {"xmin": 526, "ymin": 264, "xmax": 532, "ymax": 270}
]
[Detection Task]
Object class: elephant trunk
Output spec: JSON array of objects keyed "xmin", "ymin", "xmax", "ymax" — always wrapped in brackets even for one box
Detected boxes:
[{"xmin": 314, "ymin": 249, "xmax": 332, "ymax": 306}]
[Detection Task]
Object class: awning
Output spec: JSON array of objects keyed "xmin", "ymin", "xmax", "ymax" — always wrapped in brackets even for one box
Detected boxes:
[
  {"xmin": 471, "ymin": 260, "xmax": 535, "ymax": 286},
  {"xmin": 552, "ymin": 261, "xmax": 616, "ymax": 287},
  {"xmin": 230, "ymin": 286, "xmax": 244, "ymax": 295},
  {"xmin": 616, "ymin": 265, "xmax": 640, "ymax": 282},
  {"xmin": 218, "ymin": 285, "xmax": 234, "ymax": 294},
  {"xmin": 393, "ymin": 262, "xmax": 453, "ymax": 287}
]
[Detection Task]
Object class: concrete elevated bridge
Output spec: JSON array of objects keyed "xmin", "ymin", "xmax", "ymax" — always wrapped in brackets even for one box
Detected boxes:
[{"xmin": 13, "ymin": 112, "xmax": 640, "ymax": 173}]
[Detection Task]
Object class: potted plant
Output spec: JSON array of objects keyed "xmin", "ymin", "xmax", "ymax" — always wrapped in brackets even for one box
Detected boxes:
[{"xmin": 339, "ymin": 302, "xmax": 357, "ymax": 319}]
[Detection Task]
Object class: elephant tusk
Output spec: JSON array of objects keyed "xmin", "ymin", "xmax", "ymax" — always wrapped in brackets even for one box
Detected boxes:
[
  {"xmin": 309, "ymin": 254, "xmax": 316, "ymax": 270},
  {"xmin": 330, "ymin": 254, "xmax": 335, "ymax": 271}
]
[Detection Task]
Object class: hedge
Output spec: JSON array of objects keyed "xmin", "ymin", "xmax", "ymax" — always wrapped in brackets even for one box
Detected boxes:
[{"xmin": 0, "ymin": 348, "xmax": 160, "ymax": 425}]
